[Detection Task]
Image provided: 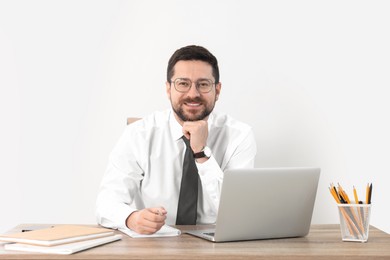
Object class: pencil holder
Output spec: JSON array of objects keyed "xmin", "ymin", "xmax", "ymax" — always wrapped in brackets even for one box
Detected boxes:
[{"xmin": 337, "ymin": 204, "xmax": 371, "ymax": 242}]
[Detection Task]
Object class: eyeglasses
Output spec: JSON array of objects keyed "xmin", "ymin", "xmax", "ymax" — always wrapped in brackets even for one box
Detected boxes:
[{"xmin": 171, "ymin": 78, "xmax": 215, "ymax": 93}]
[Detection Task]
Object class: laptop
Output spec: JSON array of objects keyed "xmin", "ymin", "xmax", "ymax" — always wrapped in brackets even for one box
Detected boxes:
[{"xmin": 186, "ymin": 167, "xmax": 320, "ymax": 242}]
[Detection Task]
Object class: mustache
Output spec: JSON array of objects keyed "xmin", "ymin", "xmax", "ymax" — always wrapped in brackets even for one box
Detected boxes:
[{"xmin": 183, "ymin": 97, "xmax": 204, "ymax": 103}]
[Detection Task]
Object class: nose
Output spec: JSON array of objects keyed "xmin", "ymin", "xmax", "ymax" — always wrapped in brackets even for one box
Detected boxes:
[{"xmin": 186, "ymin": 82, "xmax": 201, "ymax": 97}]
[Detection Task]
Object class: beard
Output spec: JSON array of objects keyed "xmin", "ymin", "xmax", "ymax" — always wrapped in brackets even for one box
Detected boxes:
[{"xmin": 171, "ymin": 97, "xmax": 215, "ymax": 122}]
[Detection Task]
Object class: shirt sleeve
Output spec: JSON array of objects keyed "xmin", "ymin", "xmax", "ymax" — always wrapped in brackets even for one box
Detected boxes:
[
  {"xmin": 195, "ymin": 129, "xmax": 257, "ymax": 217},
  {"xmin": 223, "ymin": 129, "xmax": 257, "ymax": 170},
  {"xmin": 196, "ymin": 155, "xmax": 224, "ymax": 211},
  {"xmin": 95, "ymin": 130, "xmax": 144, "ymax": 230}
]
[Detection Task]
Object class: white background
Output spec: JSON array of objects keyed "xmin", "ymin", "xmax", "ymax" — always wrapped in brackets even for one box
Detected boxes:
[{"xmin": 1, "ymin": 0, "xmax": 389, "ymax": 234}]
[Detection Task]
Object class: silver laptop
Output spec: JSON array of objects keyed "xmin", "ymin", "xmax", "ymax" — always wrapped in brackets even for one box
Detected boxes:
[{"xmin": 186, "ymin": 167, "xmax": 320, "ymax": 242}]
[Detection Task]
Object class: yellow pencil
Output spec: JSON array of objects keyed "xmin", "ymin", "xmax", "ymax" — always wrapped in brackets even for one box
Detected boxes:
[
  {"xmin": 353, "ymin": 186, "xmax": 365, "ymax": 235},
  {"xmin": 329, "ymin": 187, "xmax": 340, "ymax": 203},
  {"xmin": 353, "ymin": 186, "xmax": 359, "ymax": 204},
  {"xmin": 337, "ymin": 183, "xmax": 350, "ymax": 204}
]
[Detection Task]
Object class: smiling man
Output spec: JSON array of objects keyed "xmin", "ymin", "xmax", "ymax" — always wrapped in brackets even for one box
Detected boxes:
[{"xmin": 96, "ymin": 45, "xmax": 257, "ymax": 234}]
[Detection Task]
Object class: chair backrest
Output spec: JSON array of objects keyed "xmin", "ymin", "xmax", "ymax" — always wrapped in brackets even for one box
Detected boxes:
[{"xmin": 127, "ymin": 117, "xmax": 141, "ymax": 125}]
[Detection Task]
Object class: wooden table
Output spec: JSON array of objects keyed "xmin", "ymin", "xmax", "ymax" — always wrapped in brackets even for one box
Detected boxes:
[{"xmin": 1, "ymin": 224, "xmax": 390, "ymax": 259}]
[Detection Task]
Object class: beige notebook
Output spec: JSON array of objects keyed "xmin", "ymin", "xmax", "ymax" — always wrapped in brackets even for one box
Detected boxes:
[
  {"xmin": 4, "ymin": 234, "xmax": 122, "ymax": 255},
  {"xmin": 0, "ymin": 225, "xmax": 114, "ymax": 246}
]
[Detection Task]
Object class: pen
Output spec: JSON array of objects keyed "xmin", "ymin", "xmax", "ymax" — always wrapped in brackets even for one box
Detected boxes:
[
  {"xmin": 155, "ymin": 208, "xmax": 167, "ymax": 216},
  {"xmin": 368, "ymin": 183, "xmax": 373, "ymax": 204}
]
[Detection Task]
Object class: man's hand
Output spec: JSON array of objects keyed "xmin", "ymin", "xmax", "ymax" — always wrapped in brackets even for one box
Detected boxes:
[
  {"xmin": 126, "ymin": 207, "xmax": 167, "ymax": 234},
  {"xmin": 182, "ymin": 120, "xmax": 208, "ymax": 153}
]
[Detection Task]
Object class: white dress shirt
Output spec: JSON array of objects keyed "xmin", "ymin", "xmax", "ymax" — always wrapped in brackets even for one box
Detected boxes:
[{"xmin": 96, "ymin": 109, "xmax": 256, "ymax": 229}]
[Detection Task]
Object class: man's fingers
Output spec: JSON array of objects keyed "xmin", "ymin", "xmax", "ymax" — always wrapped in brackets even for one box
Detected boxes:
[
  {"xmin": 139, "ymin": 217, "xmax": 164, "ymax": 229},
  {"xmin": 149, "ymin": 207, "xmax": 167, "ymax": 216},
  {"xmin": 126, "ymin": 207, "xmax": 167, "ymax": 234},
  {"xmin": 136, "ymin": 210, "xmax": 166, "ymax": 234},
  {"xmin": 183, "ymin": 132, "xmax": 191, "ymax": 140},
  {"xmin": 135, "ymin": 223, "xmax": 162, "ymax": 235},
  {"xmin": 182, "ymin": 121, "xmax": 208, "ymax": 152},
  {"xmin": 143, "ymin": 211, "xmax": 166, "ymax": 223}
]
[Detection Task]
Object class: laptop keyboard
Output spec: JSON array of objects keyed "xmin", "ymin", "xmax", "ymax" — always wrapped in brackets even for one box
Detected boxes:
[{"xmin": 204, "ymin": 232, "xmax": 215, "ymax": 237}]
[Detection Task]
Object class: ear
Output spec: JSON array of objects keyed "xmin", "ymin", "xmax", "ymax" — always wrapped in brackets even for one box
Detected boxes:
[
  {"xmin": 215, "ymin": 82, "xmax": 222, "ymax": 101},
  {"xmin": 166, "ymin": 81, "xmax": 171, "ymax": 100}
]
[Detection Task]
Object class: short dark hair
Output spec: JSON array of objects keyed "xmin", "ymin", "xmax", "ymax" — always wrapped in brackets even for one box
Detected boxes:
[{"xmin": 167, "ymin": 45, "xmax": 220, "ymax": 84}]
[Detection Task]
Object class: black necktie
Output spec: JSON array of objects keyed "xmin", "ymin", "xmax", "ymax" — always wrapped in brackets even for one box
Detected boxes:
[{"xmin": 176, "ymin": 136, "xmax": 199, "ymax": 225}]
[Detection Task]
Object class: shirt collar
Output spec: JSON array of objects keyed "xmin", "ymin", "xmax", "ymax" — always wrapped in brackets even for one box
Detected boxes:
[{"xmin": 169, "ymin": 110, "xmax": 184, "ymax": 141}]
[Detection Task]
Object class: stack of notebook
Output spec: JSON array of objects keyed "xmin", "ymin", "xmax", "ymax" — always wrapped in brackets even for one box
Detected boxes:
[{"xmin": 0, "ymin": 225, "xmax": 122, "ymax": 255}]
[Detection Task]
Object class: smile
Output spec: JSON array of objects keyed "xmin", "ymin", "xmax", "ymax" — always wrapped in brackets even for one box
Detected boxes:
[{"xmin": 185, "ymin": 102, "xmax": 202, "ymax": 107}]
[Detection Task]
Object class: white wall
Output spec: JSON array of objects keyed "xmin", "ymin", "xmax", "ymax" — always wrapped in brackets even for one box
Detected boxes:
[{"xmin": 1, "ymin": 0, "xmax": 389, "ymax": 234}]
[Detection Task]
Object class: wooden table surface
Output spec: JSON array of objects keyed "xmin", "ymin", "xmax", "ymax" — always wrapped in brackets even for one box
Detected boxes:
[{"xmin": 1, "ymin": 224, "xmax": 390, "ymax": 259}]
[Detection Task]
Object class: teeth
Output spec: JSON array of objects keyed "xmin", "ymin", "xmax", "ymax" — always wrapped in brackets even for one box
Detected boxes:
[{"xmin": 186, "ymin": 103, "xmax": 200, "ymax": 107}]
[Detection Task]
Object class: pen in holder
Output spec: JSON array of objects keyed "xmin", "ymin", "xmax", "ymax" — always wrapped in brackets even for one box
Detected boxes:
[{"xmin": 329, "ymin": 183, "xmax": 373, "ymax": 243}]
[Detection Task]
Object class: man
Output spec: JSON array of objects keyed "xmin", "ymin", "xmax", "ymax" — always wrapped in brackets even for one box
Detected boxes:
[{"xmin": 96, "ymin": 45, "xmax": 257, "ymax": 234}]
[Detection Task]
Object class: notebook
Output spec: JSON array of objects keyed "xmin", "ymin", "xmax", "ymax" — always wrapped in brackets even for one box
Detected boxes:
[
  {"xmin": 4, "ymin": 234, "xmax": 122, "ymax": 255},
  {"xmin": 186, "ymin": 167, "xmax": 320, "ymax": 242},
  {"xmin": 0, "ymin": 225, "xmax": 114, "ymax": 246},
  {"xmin": 119, "ymin": 225, "xmax": 181, "ymax": 238}
]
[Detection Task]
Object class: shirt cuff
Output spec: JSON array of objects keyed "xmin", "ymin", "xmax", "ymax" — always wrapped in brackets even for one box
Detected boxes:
[
  {"xmin": 195, "ymin": 154, "xmax": 223, "ymax": 183},
  {"xmin": 98, "ymin": 202, "xmax": 137, "ymax": 230}
]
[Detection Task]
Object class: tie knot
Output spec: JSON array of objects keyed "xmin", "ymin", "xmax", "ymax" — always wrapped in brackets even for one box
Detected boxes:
[{"xmin": 182, "ymin": 136, "xmax": 191, "ymax": 148}]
